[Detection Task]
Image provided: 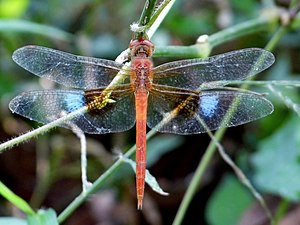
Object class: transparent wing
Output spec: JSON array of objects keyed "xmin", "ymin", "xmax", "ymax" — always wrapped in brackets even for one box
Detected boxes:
[
  {"xmin": 152, "ymin": 48, "xmax": 275, "ymax": 90},
  {"xmin": 9, "ymin": 87, "xmax": 135, "ymax": 134},
  {"xmin": 12, "ymin": 45, "xmax": 131, "ymax": 89},
  {"xmin": 147, "ymin": 85, "xmax": 273, "ymax": 134}
]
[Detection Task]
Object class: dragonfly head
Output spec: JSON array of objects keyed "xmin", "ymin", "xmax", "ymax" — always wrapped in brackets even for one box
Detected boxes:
[{"xmin": 129, "ymin": 38, "xmax": 154, "ymax": 58}]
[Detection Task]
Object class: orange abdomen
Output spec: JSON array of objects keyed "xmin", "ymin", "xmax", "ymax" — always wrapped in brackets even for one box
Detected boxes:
[{"xmin": 135, "ymin": 90, "xmax": 148, "ymax": 210}]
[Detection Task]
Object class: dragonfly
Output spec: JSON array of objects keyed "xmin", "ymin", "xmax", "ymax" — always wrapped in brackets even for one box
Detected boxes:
[{"xmin": 9, "ymin": 38, "xmax": 275, "ymax": 209}]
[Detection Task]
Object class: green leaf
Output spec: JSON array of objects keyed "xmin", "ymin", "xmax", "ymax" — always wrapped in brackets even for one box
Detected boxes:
[
  {"xmin": 27, "ymin": 209, "xmax": 58, "ymax": 225},
  {"xmin": 0, "ymin": 218, "xmax": 27, "ymax": 225},
  {"xmin": 252, "ymin": 115, "xmax": 300, "ymax": 201},
  {"xmin": 206, "ymin": 174, "xmax": 253, "ymax": 225},
  {"xmin": 0, "ymin": 180, "xmax": 35, "ymax": 215}
]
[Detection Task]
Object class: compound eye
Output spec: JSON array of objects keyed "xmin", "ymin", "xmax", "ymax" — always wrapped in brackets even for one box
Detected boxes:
[
  {"xmin": 142, "ymin": 40, "xmax": 154, "ymax": 49},
  {"xmin": 129, "ymin": 39, "xmax": 140, "ymax": 48},
  {"xmin": 129, "ymin": 38, "xmax": 154, "ymax": 50}
]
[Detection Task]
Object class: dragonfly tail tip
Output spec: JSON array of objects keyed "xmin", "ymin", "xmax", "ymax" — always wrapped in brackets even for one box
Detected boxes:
[{"xmin": 137, "ymin": 200, "xmax": 143, "ymax": 210}]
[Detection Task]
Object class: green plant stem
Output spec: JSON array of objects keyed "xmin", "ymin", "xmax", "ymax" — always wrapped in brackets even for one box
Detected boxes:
[
  {"xmin": 135, "ymin": 0, "xmax": 157, "ymax": 38},
  {"xmin": 57, "ymin": 129, "xmax": 158, "ymax": 223},
  {"xmin": 173, "ymin": 4, "xmax": 298, "ymax": 225},
  {"xmin": 0, "ymin": 19, "xmax": 74, "ymax": 42},
  {"xmin": 57, "ymin": 160, "xmax": 122, "ymax": 223},
  {"xmin": 147, "ymin": 0, "xmax": 176, "ymax": 38},
  {"xmin": 154, "ymin": 12, "xmax": 278, "ymax": 58},
  {"xmin": 265, "ymin": 27, "xmax": 288, "ymax": 51},
  {"xmin": 172, "ymin": 129, "xmax": 226, "ymax": 225},
  {"xmin": 172, "ymin": 11, "xmax": 291, "ymax": 225},
  {"xmin": 0, "ymin": 181, "xmax": 35, "ymax": 215},
  {"xmin": 0, "ymin": 107, "xmax": 86, "ymax": 152},
  {"xmin": 154, "ymin": 44, "xmax": 210, "ymax": 58},
  {"xmin": 209, "ymin": 16, "xmax": 275, "ymax": 48},
  {"xmin": 29, "ymin": 137, "xmax": 52, "ymax": 208},
  {"xmin": 147, "ymin": 0, "xmax": 172, "ymax": 28},
  {"xmin": 273, "ymin": 199, "xmax": 290, "ymax": 225},
  {"xmin": 139, "ymin": 0, "xmax": 157, "ymax": 26}
]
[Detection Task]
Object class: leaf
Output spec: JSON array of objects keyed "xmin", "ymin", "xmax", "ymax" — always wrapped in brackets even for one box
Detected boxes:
[
  {"xmin": 27, "ymin": 209, "xmax": 58, "ymax": 225},
  {"xmin": 252, "ymin": 115, "xmax": 300, "ymax": 201},
  {"xmin": 206, "ymin": 174, "xmax": 253, "ymax": 225},
  {"xmin": 0, "ymin": 218, "xmax": 27, "ymax": 225},
  {"xmin": 121, "ymin": 156, "xmax": 169, "ymax": 196},
  {"xmin": 0, "ymin": 180, "xmax": 35, "ymax": 215}
]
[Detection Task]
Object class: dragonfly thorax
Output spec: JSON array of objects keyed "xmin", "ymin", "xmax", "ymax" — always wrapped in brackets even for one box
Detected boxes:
[
  {"xmin": 131, "ymin": 58, "xmax": 153, "ymax": 92},
  {"xmin": 129, "ymin": 39, "xmax": 154, "ymax": 92}
]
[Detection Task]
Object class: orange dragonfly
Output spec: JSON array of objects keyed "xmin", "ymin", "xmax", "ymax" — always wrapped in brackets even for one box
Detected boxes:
[{"xmin": 9, "ymin": 38, "xmax": 274, "ymax": 209}]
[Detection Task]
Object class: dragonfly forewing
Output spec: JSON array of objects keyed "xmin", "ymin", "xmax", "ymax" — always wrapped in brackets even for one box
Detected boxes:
[
  {"xmin": 147, "ymin": 87, "xmax": 273, "ymax": 134},
  {"xmin": 152, "ymin": 48, "xmax": 275, "ymax": 90},
  {"xmin": 12, "ymin": 46, "xmax": 131, "ymax": 89},
  {"xmin": 9, "ymin": 89, "xmax": 136, "ymax": 134}
]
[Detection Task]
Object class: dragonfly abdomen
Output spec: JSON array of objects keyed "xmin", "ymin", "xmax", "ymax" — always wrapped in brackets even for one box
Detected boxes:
[{"xmin": 135, "ymin": 90, "xmax": 148, "ymax": 210}]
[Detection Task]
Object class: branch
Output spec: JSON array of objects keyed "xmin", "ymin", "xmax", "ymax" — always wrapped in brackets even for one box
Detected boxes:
[{"xmin": 154, "ymin": 9, "xmax": 279, "ymax": 58}]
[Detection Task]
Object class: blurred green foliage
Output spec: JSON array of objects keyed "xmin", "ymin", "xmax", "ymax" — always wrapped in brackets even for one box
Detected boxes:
[
  {"xmin": 0, "ymin": 218, "xmax": 26, "ymax": 225},
  {"xmin": 252, "ymin": 115, "xmax": 300, "ymax": 201},
  {"xmin": 27, "ymin": 209, "xmax": 58, "ymax": 225},
  {"xmin": 206, "ymin": 174, "xmax": 253, "ymax": 225},
  {"xmin": 0, "ymin": 0, "xmax": 29, "ymax": 18}
]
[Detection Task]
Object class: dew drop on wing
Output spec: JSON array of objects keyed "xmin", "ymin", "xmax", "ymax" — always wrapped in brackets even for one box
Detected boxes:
[
  {"xmin": 96, "ymin": 127, "xmax": 111, "ymax": 133},
  {"xmin": 172, "ymin": 124, "xmax": 177, "ymax": 131}
]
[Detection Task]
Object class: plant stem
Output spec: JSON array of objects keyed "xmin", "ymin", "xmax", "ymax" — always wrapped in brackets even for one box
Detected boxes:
[
  {"xmin": 265, "ymin": 27, "xmax": 288, "ymax": 51},
  {"xmin": 172, "ymin": 7, "xmax": 291, "ymax": 225},
  {"xmin": 57, "ymin": 129, "xmax": 158, "ymax": 223},
  {"xmin": 0, "ymin": 19, "xmax": 74, "ymax": 42},
  {"xmin": 154, "ymin": 44, "xmax": 210, "ymax": 58},
  {"xmin": 57, "ymin": 158, "xmax": 123, "ymax": 223},
  {"xmin": 172, "ymin": 129, "xmax": 226, "ymax": 225},
  {"xmin": 208, "ymin": 16, "xmax": 276, "ymax": 48},
  {"xmin": 147, "ymin": 0, "xmax": 176, "ymax": 38},
  {"xmin": 273, "ymin": 199, "xmax": 290, "ymax": 225},
  {"xmin": 154, "ymin": 11, "xmax": 278, "ymax": 58},
  {"xmin": 0, "ymin": 107, "xmax": 87, "ymax": 152},
  {"xmin": 0, "ymin": 181, "xmax": 35, "ymax": 215},
  {"xmin": 139, "ymin": 0, "xmax": 157, "ymax": 26},
  {"xmin": 135, "ymin": 0, "xmax": 157, "ymax": 38}
]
